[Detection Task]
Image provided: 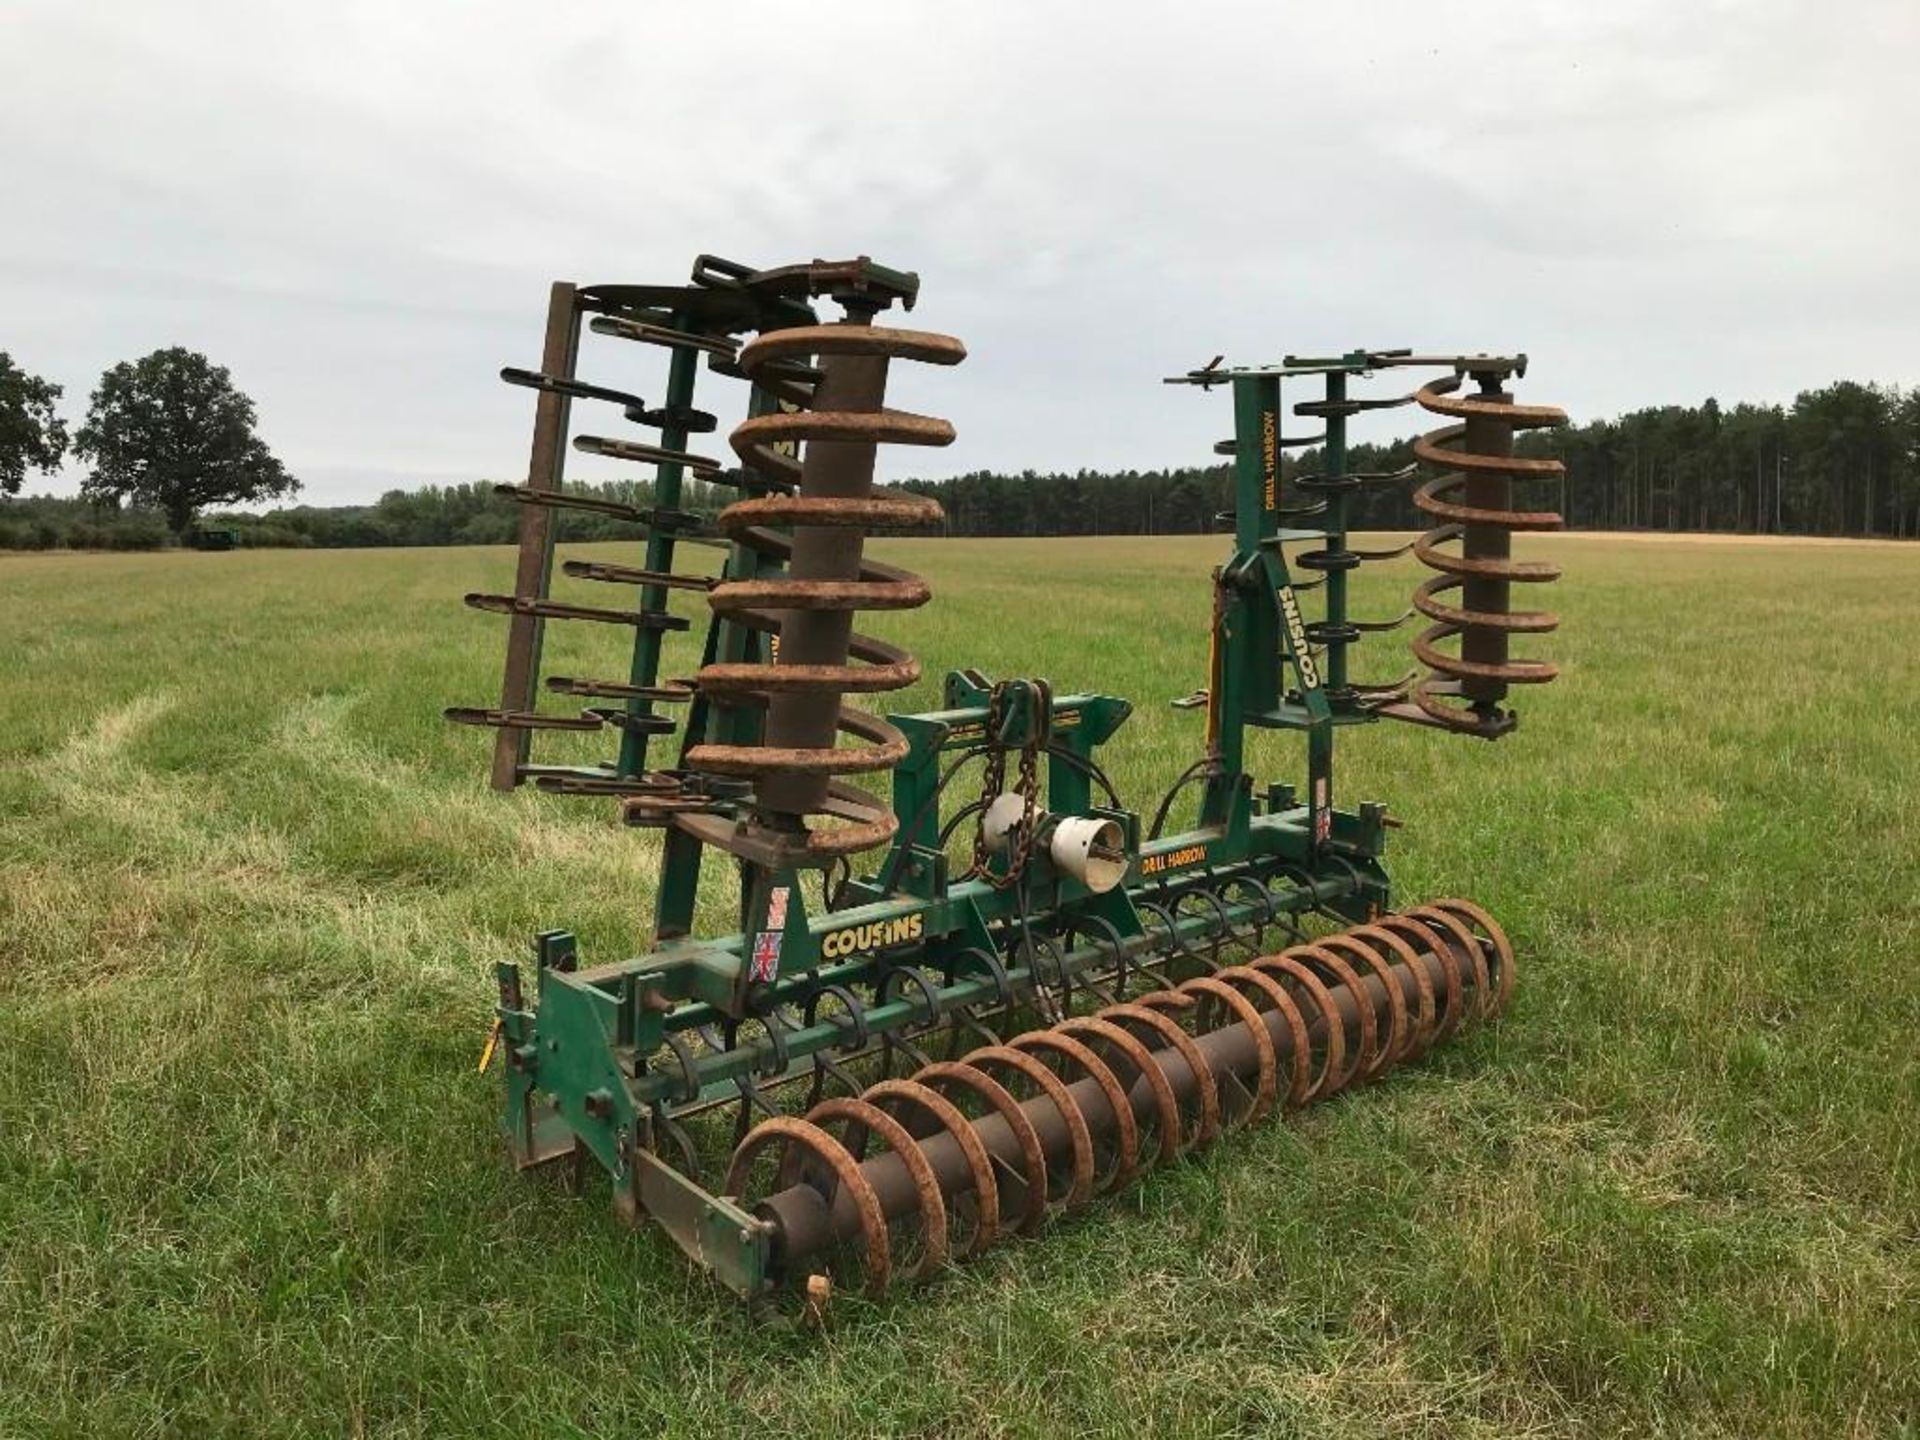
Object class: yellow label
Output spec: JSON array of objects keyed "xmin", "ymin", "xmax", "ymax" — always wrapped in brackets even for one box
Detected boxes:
[
  {"xmin": 1277, "ymin": 585, "xmax": 1321, "ymax": 690},
  {"xmin": 1140, "ymin": 843, "xmax": 1207, "ymax": 876},
  {"xmin": 820, "ymin": 912, "xmax": 925, "ymax": 959},
  {"xmin": 1261, "ymin": 409, "xmax": 1278, "ymax": 512}
]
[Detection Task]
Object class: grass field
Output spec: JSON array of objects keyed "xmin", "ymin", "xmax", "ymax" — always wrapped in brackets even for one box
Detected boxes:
[{"xmin": 1, "ymin": 535, "xmax": 1916, "ymax": 1439}]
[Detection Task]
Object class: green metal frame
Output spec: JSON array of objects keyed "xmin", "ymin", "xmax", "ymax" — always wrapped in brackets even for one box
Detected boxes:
[{"xmin": 493, "ymin": 346, "xmax": 1421, "ymax": 1295}]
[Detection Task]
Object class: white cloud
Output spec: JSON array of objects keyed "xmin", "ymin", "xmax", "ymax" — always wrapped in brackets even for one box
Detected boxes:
[{"xmin": 3, "ymin": 0, "xmax": 1915, "ymax": 504}]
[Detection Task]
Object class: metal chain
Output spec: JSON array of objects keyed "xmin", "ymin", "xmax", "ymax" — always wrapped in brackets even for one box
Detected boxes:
[
  {"xmin": 998, "ymin": 739, "xmax": 1041, "ymax": 889},
  {"xmin": 967, "ymin": 680, "xmax": 1049, "ymax": 891},
  {"xmin": 967, "ymin": 683, "xmax": 1011, "ymax": 881}
]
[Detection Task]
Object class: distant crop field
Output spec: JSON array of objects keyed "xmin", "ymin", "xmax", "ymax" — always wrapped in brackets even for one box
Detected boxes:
[{"xmin": 1, "ymin": 535, "xmax": 1915, "ymax": 1438}]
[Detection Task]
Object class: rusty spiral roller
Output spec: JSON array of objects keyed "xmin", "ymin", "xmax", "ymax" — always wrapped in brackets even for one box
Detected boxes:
[
  {"xmin": 1405, "ymin": 360, "xmax": 1569, "ymax": 737},
  {"xmin": 683, "ymin": 308, "xmax": 965, "ymax": 859},
  {"xmin": 722, "ymin": 900, "xmax": 1514, "ymax": 1298}
]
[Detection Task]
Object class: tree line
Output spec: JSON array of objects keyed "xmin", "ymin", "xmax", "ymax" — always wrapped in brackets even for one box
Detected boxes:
[
  {"xmin": 1, "ymin": 346, "xmax": 296, "ymax": 544},
  {"xmin": 897, "ymin": 381, "xmax": 1920, "ymax": 540},
  {"xmin": 4, "ymin": 344, "xmax": 1917, "ymax": 548}
]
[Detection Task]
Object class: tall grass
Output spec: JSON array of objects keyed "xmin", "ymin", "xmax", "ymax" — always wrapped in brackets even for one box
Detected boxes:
[{"xmin": 1, "ymin": 536, "xmax": 1914, "ymax": 1438}]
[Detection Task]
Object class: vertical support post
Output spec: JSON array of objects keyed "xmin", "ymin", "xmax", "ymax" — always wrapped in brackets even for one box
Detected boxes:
[
  {"xmin": 1307, "ymin": 369, "xmax": 1345, "ymax": 840},
  {"xmin": 491, "ymin": 282, "xmax": 581, "ymax": 791},
  {"xmin": 617, "ymin": 320, "xmax": 701, "ymax": 780},
  {"xmin": 1201, "ymin": 373, "xmax": 1281, "ymax": 828},
  {"xmin": 1460, "ymin": 379, "xmax": 1514, "ymax": 706},
  {"xmin": 1234, "ymin": 373, "xmax": 1280, "ymax": 556},
  {"xmin": 756, "ymin": 312, "xmax": 889, "ymax": 822},
  {"xmin": 654, "ymin": 825, "xmax": 705, "ymax": 944},
  {"xmin": 656, "ymin": 378, "xmax": 787, "ymax": 945},
  {"xmin": 1321, "ymin": 371, "xmax": 1350, "ymax": 697}
]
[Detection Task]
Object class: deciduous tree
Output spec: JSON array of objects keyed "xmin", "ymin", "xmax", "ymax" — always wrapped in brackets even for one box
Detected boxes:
[
  {"xmin": 0, "ymin": 352, "xmax": 69, "ymax": 497},
  {"xmin": 74, "ymin": 348, "xmax": 297, "ymax": 534}
]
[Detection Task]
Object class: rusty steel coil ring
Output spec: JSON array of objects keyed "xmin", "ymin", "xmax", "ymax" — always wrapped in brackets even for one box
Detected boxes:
[
  {"xmin": 1097, "ymin": 1001, "xmax": 1221, "ymax": 1153},
  {"xmin": 864, "ymin": 1078, "xmax": 999, "ymax": 1258},
  {"xmin": 1408, "ymin": 372, "xmax": 1568, "ymax": 737},
  {"xmin": 800, "ymin": 1097, "xmax": 949, "ymax": 1283},
  {"xmin": 684, "ymin": 319, "xmax": 964, "ymax": 859},
  {"xmin": 1425, "ymin": 897, "xmax": 1516, "ymax": 1016},
  {"xmin": 1377, "ymin": 912, "xmax": 1468, "ymax": 1048},
  {"xmin": 1175, "ymin": 976, "xmax": 1280, "ymax": 1125},
  {"xmin": 1246, "ymin": 952, "xmax": 1348, "ymax": 1102},
  {"xmin": 1403, "ymin": 904, "xmax": 1495, "ymax": 1024},
  {"xmin": 1055, "ymin": 1016, "xmax": 1184, "ymax": 1166},
  {"xmin": 1289, "ymin": 942, "xmax": 1377, "ymax": 1095},
  {"xmin": 724, "ymin": 1116, "xmax": 890, "ymax": 1296},
  {"xmin": 1367, "ymin": 915, "xmax": 1447, "ymax": 1060},
  {"xmin": 722, "ymin": 902, "xmax": 1514, "ymax": 1299},
  {"xmin": 1348, "ymin": 923, "xmax": 1435, "ymax": 1064},
  {"xmin": 966, "ymin": 1044, "xmax": 1097, "ymax": 1209},
  {"xmin": 1316, "ymin": 931, "xmax": 1409, "ymax": 1081},
  {"xmin": 1210, "ymin": 965, "xmax": 1314, "ymax": 1109},
  {"xmin": 1009, "ymin": 1029, "xmax": 1140, "ymax": 1194},
  {"xmin": 911, "ymin": 1060, "xmax": 1050, "ymax": 1236}
]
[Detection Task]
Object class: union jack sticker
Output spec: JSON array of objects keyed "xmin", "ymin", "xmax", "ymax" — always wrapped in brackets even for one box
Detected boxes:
[{"xmin": 750, "ymin": 930, "xmax": 783, "ymax": 983}]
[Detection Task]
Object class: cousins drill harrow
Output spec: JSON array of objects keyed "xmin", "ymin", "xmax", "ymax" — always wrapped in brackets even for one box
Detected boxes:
[{"xmin": 449, "ymin": 255, "xmax": 1568, "ymax": 1305}]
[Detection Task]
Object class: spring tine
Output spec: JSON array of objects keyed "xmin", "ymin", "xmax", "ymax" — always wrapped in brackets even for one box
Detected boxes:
[
  {"xmin": 443, "ymin": 707, "xmax": 602, "ymax": 732},
  {"xmin": 492, "ymin": 483, "xmax": 721, "ymax": 540},
  {"xmin": 463, "ymin": 593, "xmax": 690, "ymax": 632},
  {"xmin": 1291, "ymin": 392, "xmax": 1416, "ymax": 418},
  {"xmin": 546, "ymin": 676, "xmax": 694, "ymax": 702},
  {"xmin": 500, "ymin": 367, "xmax": 645, "ymax": 409},
  {"xmin": 586, "ymin": 707, "xmax": 677, "ymax": 737},
  {"xmin": 689, "ymin": 252, "xmax": 755, "ymax": 287},
  {"xmin": 884, "ymin": 1030, "xmax": 933, "ymax": 1075},
  {"xmin": 624, "ymin": 402, "xmax": 719, "ymax": 435},
  {"xmin": 573, "ymin": 434, "xmax": 723, "ymax": 473},
  {"xmin": 1352, "ymin": 463, "xmax": 1420, "ymax": 484},
  {"xmin": 530, "ymin": 770, "xmax": 684, "ymax": 797},
  {"xmin": 1350, "ymin": 671, "xmax": 1418, "ymax": 702},
  {"xmin": 492, "ymin": 482, "xmax": 646, "ymax": 521},
  {"xmin": 810, "ymin": 1052, "xmax": 864, "ymax": 1105},
  {"xmin": 1348, "ymin": 609, "xmax": 1415, "ymax": 634},
  {"xmin": 1349, "ymin": 538, "xmax": 1416, "ymax": 562},
  {"xmin": 589, "ymin": 314, "xmax": 738, "ymax": 358},
  {"xmin": 560, "ymin": 560, "xmax": 715, "ymax": 592},
  {"xmin": 1293, "ymin": 464, "xmax": 1418, "ymax": 492}
]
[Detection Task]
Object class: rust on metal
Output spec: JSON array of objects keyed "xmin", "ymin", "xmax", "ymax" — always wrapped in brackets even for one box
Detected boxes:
[
  {"xmin": 673, "ymin": 287, "xmax": 965, "ymax": 868},
  {"xmin": 865, "ymin": 1078, "xmax": 1000, "ymax": 1258},
  {"xmin": 1248, "ymin": 953, "xmax": 1346, "ymax": 1102},
  {"xmin": 968, "ymin": 1045, "xmax": 1095, "ymax": 1209},
  {"xmin": 803, "ymin": 1097, "xmax": 950, "ymax": 1282},
  {"xmin": 724, "ymin": 1116, "xmax": 890, "ymax": 1297},
  {"xmin": 1010, "ymin": 1029, "xmax": 1140, "ymax": 1192},
  {"xmin": 728, "ymin": 905, "xmax": 1513, "ymax": 1295},
  {"xmin": 1382, "ymin": 371, "xmax": 1569, "ymax": 736},
  {"xmin": 913, "ymin": 1060, "xmax": 1050, "ymax": 1235}
]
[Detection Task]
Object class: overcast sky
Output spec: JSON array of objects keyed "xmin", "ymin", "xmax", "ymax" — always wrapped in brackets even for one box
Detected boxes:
[{"xmin": 4, "ymin": 0, "xmax": 1916, "ymax": 506}]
